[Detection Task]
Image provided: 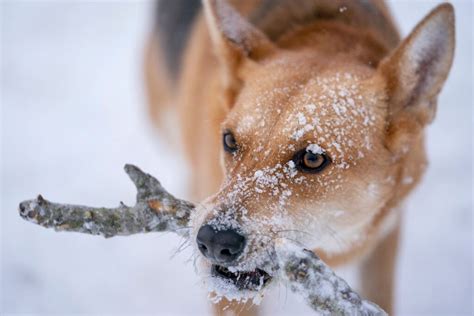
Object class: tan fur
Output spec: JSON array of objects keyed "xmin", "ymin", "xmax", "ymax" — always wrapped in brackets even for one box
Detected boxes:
[
  {"xmin": 144, "ymin": 33, "xmax": 172, "ymax": 132},
  {"xmin": 145, "ymin": 1, "xmax": 455, "ymax": 314}
]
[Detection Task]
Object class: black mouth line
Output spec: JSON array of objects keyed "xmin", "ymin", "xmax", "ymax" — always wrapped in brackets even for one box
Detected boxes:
[{"xmin": 211, "ymin": 265, "xmax": 272, "ymax": 291}]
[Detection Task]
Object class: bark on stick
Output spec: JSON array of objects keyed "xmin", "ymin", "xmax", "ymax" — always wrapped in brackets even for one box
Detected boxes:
[{"xmin": 18, "ymin": 164, "xmax": 194, "ymax": 238}]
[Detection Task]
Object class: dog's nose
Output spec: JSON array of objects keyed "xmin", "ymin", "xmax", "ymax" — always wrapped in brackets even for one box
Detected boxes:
[{"xmin": 196, "ymin": 225, "xmax": 246, "ymax": 264}]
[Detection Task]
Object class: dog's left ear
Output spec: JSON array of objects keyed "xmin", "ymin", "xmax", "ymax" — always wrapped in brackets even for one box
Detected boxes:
[
  {"xmin": 379, "ymin": 3, "xmax": 455, "ymax": 154},
  {"xmin": 203, "ymin": 0, "xmax": 276, "ymax": 106}
]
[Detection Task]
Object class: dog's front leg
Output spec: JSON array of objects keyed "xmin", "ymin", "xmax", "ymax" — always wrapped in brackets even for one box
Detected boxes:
[{"xmin": 360, "ymin": 218, "xmax": 401, "ymax": 315}]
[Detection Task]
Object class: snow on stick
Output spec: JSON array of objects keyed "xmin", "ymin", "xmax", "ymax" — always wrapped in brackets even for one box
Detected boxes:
[
  {"xmin": 18, "ymin": 164, "xmax": 194, "ymax": 238},
  {"xmin": 275, "ymin": 241, "xmax": 387, "ymax": 316}
]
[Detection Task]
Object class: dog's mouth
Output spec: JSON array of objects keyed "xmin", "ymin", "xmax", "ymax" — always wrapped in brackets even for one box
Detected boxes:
[{"xmin": 211, "ymin": 264, "xmax": 272, "ymax": 291}]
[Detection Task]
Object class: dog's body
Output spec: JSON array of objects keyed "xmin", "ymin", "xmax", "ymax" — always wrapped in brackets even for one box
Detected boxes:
[{"xmin": 145, "ymin": 1, "xmax": 455, "ymax": 314}]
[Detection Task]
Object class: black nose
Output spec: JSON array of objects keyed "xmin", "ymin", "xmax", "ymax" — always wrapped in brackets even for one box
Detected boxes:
[{"xmin": 196, "ymin": 225, "xmax": 246, "ymax": 264}]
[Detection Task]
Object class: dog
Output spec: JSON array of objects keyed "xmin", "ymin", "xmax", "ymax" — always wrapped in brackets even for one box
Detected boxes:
[{"xmin": 144, "ymin": 0, "xmax": 455, "ymax": 314}]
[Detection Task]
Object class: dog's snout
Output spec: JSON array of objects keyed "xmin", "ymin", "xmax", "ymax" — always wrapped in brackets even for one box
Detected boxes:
[{"xmin": 196, "ymin": 225, "xmax": 246, "ymax": 264}]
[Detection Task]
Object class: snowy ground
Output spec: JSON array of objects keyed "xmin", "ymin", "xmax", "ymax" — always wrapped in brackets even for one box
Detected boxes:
[{"xmin": 1, "ymin": 1, "xmax": 472, "ymax": 315}]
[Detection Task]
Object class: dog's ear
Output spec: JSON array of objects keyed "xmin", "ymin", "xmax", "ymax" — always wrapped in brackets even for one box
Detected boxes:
[
  {"xmin": 203, "ymin": 0, "xmax": 276, "ymax": 106},
  {"xmin": 379, "ymin": 4, "xmax": 455, "ymax": 154}
]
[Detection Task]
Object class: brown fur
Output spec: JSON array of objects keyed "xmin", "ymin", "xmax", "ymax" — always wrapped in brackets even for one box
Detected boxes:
[{"xmin": 145, "ymin": 1, "xmax": 455, "ymax": 314}]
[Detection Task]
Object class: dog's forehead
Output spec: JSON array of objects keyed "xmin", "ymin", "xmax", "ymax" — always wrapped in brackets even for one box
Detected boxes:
[{"xmin": 231, "ymin": 69, "xmax": 385, "ymax": 168}]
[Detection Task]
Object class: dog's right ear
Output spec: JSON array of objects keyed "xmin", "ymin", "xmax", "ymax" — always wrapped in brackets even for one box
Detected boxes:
[{"xmin": 203, "ymin": 0, "xmax": 276, "ymax": 106}]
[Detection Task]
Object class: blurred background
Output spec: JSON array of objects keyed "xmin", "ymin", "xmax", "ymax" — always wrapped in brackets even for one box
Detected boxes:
[{"xmin": 1, "ymin": 1, "xmax": 472, "ymax": 315}]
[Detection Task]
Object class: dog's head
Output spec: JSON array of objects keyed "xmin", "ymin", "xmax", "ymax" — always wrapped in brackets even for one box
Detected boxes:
[{"xmin": 192, "ymin": 0, "xmax": 454, "ymax": 299}]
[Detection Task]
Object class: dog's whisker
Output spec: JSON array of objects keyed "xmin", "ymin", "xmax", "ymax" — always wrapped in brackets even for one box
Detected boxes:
[
  {"xmin": 195, "ymin": 201, "xmax": 212, "ymax": 213},
  {"xmin": 265, "ymin": 248, "xmax": 277, "ymax": 268},
  {"xmin": 176, "ymin": 242, "xmax": 192, "ymax": 255},
  {"xmin": 253, "ymin": 230, "xmax": 311, "ymax": 250},
  {"xmin": 170, "ymin": 237, "xmax": 193, "ymax": 259},
  {"xmin": 323, "ymin": 223, "xmax": 349, "ymax": 251},
  {"xmin": 177, "ymin": 237, "xmax": 191, "ymax": 249},
  {"xmin": 275, "ymin": 228, "xmax": 314, "ymax": 237},
  {"xmin": 191, "ymin": 254, "xmax": 200, "ymax": 271},
  {"xmin": 277, "ymin": 235, "xmax": 310, "ymax": 249},
  {"xmin": 252, "ymin": 232, "xmax": 275, "ymax": 240}
]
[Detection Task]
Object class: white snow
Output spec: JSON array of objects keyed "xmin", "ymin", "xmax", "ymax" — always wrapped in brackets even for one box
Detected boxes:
[
  {"xmin": 306, "ymin": 144, "xmax": 324, "ymax": 155},
  {"xmin": 1, "ymin": 1, "xmax": 472, "ymax": 315}
]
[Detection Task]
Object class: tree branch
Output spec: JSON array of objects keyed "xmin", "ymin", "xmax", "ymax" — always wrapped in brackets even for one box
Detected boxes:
[
  {"xmin": 18, "ymin": 164, "xmax": 194, "ymax": 238},
  {"xmin": 276, "ymin": 241, "xmax": 387, "ymax": 316}
]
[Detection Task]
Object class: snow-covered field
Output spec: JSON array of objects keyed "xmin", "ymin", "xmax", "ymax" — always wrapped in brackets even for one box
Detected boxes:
[{"xmin": 1, "ymin": 1, "xmax": 472, "ymax": 315}]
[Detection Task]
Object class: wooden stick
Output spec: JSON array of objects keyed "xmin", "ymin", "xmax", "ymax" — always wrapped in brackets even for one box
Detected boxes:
[
  {"xmin": 18, "ymin": 164, "xmax": 194, "ymax": 238},
  {"xmin": 276, "ymin": 241, "xmax": 387, "ymax": 315}
]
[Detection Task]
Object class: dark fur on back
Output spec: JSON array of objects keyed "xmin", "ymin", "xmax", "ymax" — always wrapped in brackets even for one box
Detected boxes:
[
  {"xmin": 155, "ymin": 0, "xmax": 399, "ymax": 79},
  {"xmin": 249, "ymin": 0, "xmax": 399, "ymax": 48},
  {"xmin": 155, "ymin": 0, "xmax": 201, "ymax": 80}
]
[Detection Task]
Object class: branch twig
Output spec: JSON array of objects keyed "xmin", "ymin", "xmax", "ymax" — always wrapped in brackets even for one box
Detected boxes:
[
  {"xmin": 18, "ymin": 164, "xmax": 194, "ymax": 238},
  {"xmin": 276, "ymin": 241, "xmax": 387, "ymax": 316}
]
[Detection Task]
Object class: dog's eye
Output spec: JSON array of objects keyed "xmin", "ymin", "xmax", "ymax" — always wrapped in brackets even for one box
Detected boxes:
[
  {"xmin": 223, "ymin": 131, "xmax": 238, "ymax": 153},
  {"xmin": 293, "ymin": 147, "xmax": 330, "ymax": 173}
]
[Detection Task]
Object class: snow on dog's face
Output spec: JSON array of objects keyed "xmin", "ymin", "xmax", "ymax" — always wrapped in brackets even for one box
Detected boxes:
[
  {"xmin": 218, "ymin": 62, "xmax": 392, "ymax": 253},
  {"xmin": 190, "ymin": 57, "xmax": 395, "ymax": 302},
  {"xmin": 193, "ymin": 0, "xmax": 454, "ymax": 303}
]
